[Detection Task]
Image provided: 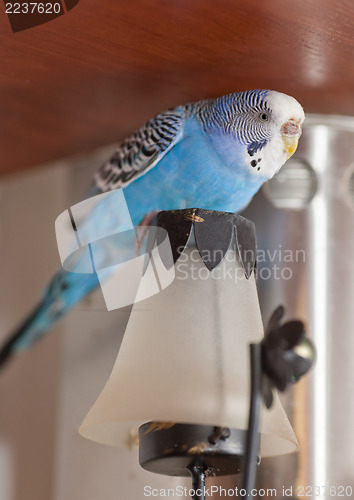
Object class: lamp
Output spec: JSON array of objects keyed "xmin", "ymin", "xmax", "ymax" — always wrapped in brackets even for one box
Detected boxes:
[{"xmin": 79, "ymin": 209, "xmax": 312, "ymax": 496}]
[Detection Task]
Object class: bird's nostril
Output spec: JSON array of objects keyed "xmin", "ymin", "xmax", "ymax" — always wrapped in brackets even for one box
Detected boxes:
[{"xmin": 282, "ymin": 120, "xmax": 301, "ymax": 136}]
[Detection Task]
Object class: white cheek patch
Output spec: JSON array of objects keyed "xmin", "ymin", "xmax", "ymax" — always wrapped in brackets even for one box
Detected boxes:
[{"xmin": 246, "ymin": 136, "xmax": 287, "ymax": 179}]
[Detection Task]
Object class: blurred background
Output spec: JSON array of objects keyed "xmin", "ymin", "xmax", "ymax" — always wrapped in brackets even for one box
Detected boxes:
[{"xmin": 1, "ymin": 1, "xmax": 354, "ymax": 499}]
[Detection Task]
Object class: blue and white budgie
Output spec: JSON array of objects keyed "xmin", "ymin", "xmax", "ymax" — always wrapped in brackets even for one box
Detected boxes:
[{"xmin": 0, "ymin": 89, "xmax": 304, "ymax": 369}]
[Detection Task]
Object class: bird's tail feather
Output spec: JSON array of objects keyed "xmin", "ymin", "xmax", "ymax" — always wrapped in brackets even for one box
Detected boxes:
[
  {"xmin": 0, "ymin": 269, "xmax": 100, "ymax": 370},
  {"xmin": 0, "ymin": 302, "xmax": 45, "ymax": 369},
  {"xmin": 0, "ymin": 224, "xmax": 145, "ymax": 370}
]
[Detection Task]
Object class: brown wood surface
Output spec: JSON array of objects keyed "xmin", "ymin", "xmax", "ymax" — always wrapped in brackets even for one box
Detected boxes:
[{"xmin": 1, "ymin": 0, "xmax": 354, "ymax": 176}]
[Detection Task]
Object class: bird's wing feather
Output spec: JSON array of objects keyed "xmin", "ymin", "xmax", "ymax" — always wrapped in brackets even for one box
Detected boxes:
[{"xmin": 94, "ymin": 107, "xmax": 185, "ymax": 192}]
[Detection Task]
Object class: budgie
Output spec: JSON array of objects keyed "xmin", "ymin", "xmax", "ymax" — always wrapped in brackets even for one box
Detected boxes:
[{"xmin": 0, "ymin": 89, "xmax": 304, "ymax": 369}]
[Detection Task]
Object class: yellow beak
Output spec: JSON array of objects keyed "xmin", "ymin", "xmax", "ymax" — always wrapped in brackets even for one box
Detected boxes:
[{"xmin": 282, "ymin": 135, "xmax": 299, "ymax": 160}]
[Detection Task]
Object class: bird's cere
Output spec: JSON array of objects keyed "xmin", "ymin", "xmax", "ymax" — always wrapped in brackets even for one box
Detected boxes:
[{"xmin": 282, "ymin": 120, "xmax": 302, "ymax": 137}]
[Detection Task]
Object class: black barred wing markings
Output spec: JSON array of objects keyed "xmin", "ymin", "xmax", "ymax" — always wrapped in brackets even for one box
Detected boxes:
[{"xmin": 94, "ymin": 108, "xmax": 185, "ymax": 192}]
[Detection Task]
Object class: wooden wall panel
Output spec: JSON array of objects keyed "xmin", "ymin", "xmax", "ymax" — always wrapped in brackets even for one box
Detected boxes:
[{"xmin": 1, "ymin": 0, "xmax": 354, "ymax": 175}]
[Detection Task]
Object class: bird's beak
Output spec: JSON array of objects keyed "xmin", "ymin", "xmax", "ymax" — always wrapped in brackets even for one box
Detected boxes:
[
  {"xmin": 282, "ymin": 135, "xmax": 299, "ymax": 159},
  {"xmin": 281, "ymin": 120, "xmax": 302, "ymax": 160}
]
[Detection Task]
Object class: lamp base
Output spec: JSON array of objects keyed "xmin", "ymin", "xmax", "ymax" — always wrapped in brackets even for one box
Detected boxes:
[{"xmin": 139, "ymin": 422, "xmax": 251, "ymax": 477}]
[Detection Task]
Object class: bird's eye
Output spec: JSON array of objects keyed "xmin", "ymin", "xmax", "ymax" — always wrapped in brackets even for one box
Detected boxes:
[{"xmin": 259, "ymin": 112, "xmax": 269, "ymax": 122}]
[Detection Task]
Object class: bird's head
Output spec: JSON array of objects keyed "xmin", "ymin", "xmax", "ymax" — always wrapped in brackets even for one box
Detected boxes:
[
  {"xmin": 265, "ymin": 90, "xmax": 304, "ymax": 162},
  {"xmin": 212, "ymin": 90, "xmax": 305, "ymax": 180}
]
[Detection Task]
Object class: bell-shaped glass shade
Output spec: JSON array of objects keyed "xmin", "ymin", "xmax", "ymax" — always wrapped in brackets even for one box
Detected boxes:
[{"xmin": 79, "ymin": 241, "xmax": 298, "ymax": 457}]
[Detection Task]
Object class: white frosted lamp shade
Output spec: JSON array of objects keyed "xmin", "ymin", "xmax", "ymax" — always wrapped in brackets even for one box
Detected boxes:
[{"xmin": 79, "ymin": 242, "xmax": 299, "ymax": 457}]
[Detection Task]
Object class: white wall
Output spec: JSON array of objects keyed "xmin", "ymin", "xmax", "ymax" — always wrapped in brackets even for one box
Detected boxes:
[
  {"xmin": 0, "ymin": 164, "xmax": 68, "ymax": 500},
  {"xmin": 0, "ymin": 151, "xmax": 192, "ymax": 500}
]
